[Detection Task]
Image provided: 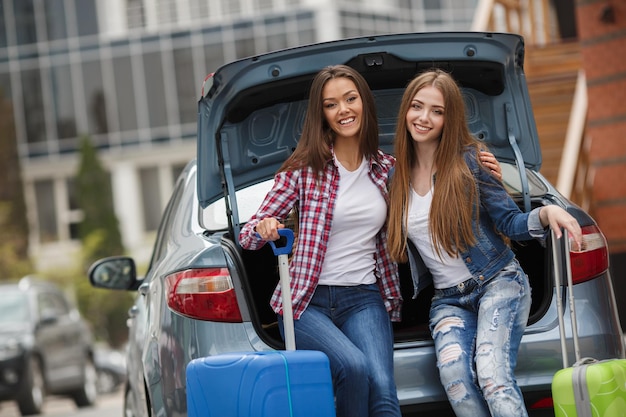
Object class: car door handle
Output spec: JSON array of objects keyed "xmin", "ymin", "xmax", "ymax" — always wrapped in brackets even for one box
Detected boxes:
[
  {"xmin": 128, "ymin": 305, "xmax": 139, "ymax": 318},
  {"xmin": 138, "ymin": 282, "xmax": 150, "ymax": 296}
]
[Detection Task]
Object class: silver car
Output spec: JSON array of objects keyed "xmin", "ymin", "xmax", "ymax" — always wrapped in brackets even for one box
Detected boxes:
[
  {"xmin": 89, "ymin": 32, "xmax": 625, "ymax": 417},
  {"xmin": 0, "ymin": 277, "xmax": 97, "ymax": 416}
]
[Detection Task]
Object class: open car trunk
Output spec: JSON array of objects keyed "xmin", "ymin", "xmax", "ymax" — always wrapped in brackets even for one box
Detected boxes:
[
  {"xmin": 234, "ymin": 199, "xmax": 552, "ymax": 349},
  {"xmin": 223, "ymin": 163, "xmax": 556, "ymax": 347},
  {"xmin": 197, "ymin": 32, "xmax": 552, "ymax": 348}
]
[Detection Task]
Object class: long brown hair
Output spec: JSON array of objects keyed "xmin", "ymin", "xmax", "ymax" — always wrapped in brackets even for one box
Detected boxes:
[
  {"xmin": 278, "ymin": 65, "xmax": 380, "ymax": 174},
  {"xmin": 388, "ymin": 69, "xmax": 482, "ymax": 262}
]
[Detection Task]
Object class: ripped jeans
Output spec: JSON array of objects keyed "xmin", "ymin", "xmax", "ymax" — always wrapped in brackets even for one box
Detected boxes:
[{"xmin": 429, "ymin": 259, "xmax": 531, "ymax": 417}]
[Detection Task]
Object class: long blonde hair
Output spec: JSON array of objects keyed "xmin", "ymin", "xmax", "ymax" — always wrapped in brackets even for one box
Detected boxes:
[{"xmin": 388, "ymin": 69, "xmax": 483, "ymax": 262}]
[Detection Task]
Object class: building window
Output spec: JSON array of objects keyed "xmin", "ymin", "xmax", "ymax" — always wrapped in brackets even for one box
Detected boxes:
[
  {"xmin": 139, "ymin": 167, "xmax": 162, "ymax": 232},
  {"xmin": 264, "ymin": 16, "xmax": 288, "ymax": 52},
  {"xmin": 76, "ymin": 0, "xmax": 99, "ymax": 37},
  {"xmin": 255, "ymin": 0, "xmax": 274, "ymax": 13},
  {"xmin": 143, "ymin": 51, "xmax": 168, "ymax": 128},
  {"xmin": 112, "ymin": 55, "xmax": 138, "ymax": 132},
  {"xmin": 0, "ymin": 1, "xmax": 7, "ymax": 48},
  {"xmin": 423, "ymin": 0, "xmax": 444, "ymax": 26},
  {"xmin": 221, "ymin": 0, "xmax": 241, "ymax": 16},
  {"xmin": 294, "ymin": 12, "xmax": 315, "ymax": 46},
  {"xmin": 21, "ymin": 68, "xmax": 46, "ymax": 146},
  {"xmin": 203, "ymin": 30, "xmax": 225, "ymax": 76},
  {"xmin": 233, "ymin": 21, "xmax": 255, "ymax": 59},
  {"xmin": 13, "ymin": 0, "xmax": 36, "ymax": 46},
  {"xmin": 189, "ymin": 0, "xmax": 209, "ymax": 19},
  {"xmin": 44, "ymin": 0, "xmax": 68, "ymax": 42},
  {"xmin": 173, "ymin": 47, "xmax": 196, "ymax": 124},
  {"xmin": 157, "ymin": 0, "xmax": 178, "ymax": 25},
  {"xmin": 0, "ymin": 73, "xmax": 12, "ymax": 101},
  {"xmin": 34, "ymin": 179, "xmax": 58, "ymax": 243},
  {"xmin": 66, "ymin": 177, "xmax": 81, "ymax": 240},
  {"xmin": 127, "ymin": 0, "xmax": 145, "ymax": 29},
  {"xmin": 50, "ymin": 63, "xmax": 77, "ymax": 141},
  {"xmin": 82, "ymin": 59, "xmax": 109, "ymax": 136}
]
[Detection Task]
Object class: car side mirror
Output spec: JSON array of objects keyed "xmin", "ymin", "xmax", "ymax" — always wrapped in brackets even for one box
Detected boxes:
[{"xmin": 88, "ymin": 256, "xmax": 137, "ymax": 290}]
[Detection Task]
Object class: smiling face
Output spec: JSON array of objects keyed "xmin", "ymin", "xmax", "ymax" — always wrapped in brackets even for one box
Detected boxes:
[
  {"xmin": 321, "ymin": 77, "xmax": 363, "ymax": 142},
  {"xmin": 405, "ymin": 85, "xmax": 445, "ymax": 146}
]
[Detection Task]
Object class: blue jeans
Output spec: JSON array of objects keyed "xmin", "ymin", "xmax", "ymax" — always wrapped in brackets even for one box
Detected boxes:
[
  {"xmin": 429, "ymin": 260, "xmax": 531, "ymax": 417},
  {"xmin": 280, "ymin": 283, "xmax": 400, "ymax": 417}
]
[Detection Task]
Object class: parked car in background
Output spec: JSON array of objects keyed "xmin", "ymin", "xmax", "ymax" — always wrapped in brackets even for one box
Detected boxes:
[
  {"xmin": 88, "ymin": 32, "xmax": 625, "ymax": 417},
  {"xmin": 0, "ymin": 277, "xmax": 97, "ymax": 415},
  {"xmin": 94, "ymin": 344, "xmax": 127, "ymax": 394}
]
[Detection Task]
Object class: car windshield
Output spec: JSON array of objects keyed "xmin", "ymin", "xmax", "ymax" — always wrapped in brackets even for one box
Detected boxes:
[
  {"xmin": 202, "ymin": 162, "xmax": 548, "ymax": 231},
  {"xmin": 0, "ymin": 290, "xmax": 29, "ymax": 323}
]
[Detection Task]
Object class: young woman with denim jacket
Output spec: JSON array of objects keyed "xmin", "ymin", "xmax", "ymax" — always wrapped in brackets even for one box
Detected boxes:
[{"xmin": 387, "ymin": 69, "xmax": 582, "ymax": 417}]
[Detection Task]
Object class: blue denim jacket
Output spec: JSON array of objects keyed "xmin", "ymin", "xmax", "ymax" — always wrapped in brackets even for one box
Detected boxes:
[{"xmin": 406, "ymin": 149, "xmax": 545, "ymax": 299}]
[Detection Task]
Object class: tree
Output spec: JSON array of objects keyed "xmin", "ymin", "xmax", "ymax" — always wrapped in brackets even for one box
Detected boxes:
[
  {"xmin": 0, "ymin": 88, "xmax": 32, "ymax": 280},
  {"xmin": 74, "ymin": 135, "xmax": 130, "ymax": 347},
  {"xmin": 75, "ymin": 135, "xmax": 124, "ymax": 264}
]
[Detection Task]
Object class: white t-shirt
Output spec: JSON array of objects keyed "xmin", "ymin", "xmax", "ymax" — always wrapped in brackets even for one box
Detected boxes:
[
  {"xmin": 406, "ymin": 187, "xmax": 471, "ymax": 289},
  {"xmin": 318, "ymin": 157, "xmax": 386, "ymax": 286}
]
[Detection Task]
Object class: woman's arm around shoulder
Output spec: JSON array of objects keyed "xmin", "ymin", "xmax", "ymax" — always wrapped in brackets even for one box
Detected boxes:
[{"xmin": 479, "ymin": 150, "xmax": 502, "ymax": 180}]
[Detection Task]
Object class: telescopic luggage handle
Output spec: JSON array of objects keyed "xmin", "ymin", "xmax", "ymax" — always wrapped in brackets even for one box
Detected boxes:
[
  {"xmin": 552, "ymin": 228, "xmax": 581, "ymax": 368},
  {"xmin": 263, "ymin": 229, "xmax": 296, "ymax": 351},
  {"xmin": 267, "ymin": 228, "xmax": 295, "ymax": 256}
]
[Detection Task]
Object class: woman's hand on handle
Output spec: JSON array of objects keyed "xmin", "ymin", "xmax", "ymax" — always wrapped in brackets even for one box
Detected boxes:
[
  {"xmin": 255, "ymin": 217, "xmax": 285, "ymax": 241},
  {"xmin": 539, "ymin": 205, "xmax": 583, "ymax": 251}
]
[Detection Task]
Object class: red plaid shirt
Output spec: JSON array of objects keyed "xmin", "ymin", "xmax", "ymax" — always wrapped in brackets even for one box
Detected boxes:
[{"xmin": 239, "ymin": 149, "xmax": 402, "ymax": 322}]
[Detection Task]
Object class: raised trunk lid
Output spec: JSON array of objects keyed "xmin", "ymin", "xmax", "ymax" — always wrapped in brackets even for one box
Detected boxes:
[{"xmin": 196, "ymin": 32, "xmax": 541, "ymax": 235}]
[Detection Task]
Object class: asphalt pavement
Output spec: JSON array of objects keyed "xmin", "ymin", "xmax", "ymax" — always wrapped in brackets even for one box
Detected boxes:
[{"xmin": 0, "ymin": 390, "xmax": 122, "ymax": 417}]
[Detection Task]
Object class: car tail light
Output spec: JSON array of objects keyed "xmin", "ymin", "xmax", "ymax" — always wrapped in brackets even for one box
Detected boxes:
[
  {"xmin": 529, "ymin": 397, "xmax": 553, "ymax": 409},
  {"xmin": 165, "ymin": 268, "xmax": 243, "ymax": 322},
  {"xmin": 569, "ymin": 225, "xmax": 609, "ymax": 284}
]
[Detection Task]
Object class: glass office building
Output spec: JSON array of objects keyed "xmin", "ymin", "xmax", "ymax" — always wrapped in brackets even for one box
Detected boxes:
[{"xmin": 1, "ymin": 0, "xmax": 476, "ymax": 270}]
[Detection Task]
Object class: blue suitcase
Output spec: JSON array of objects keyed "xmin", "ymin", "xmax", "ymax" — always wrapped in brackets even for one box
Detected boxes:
[
  {"xmin": 186, "ymin": 229, "xmax": 336, "ymax": 417},
  {"xmin": 186, "ymin": 350, "xmax": 335, "ymax": 417}
]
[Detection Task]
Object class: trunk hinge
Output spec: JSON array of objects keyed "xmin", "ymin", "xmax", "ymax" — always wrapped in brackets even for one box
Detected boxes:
[{"xmin": 504, "ymin": 103, "xmax": 531, "ymax": 212}]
